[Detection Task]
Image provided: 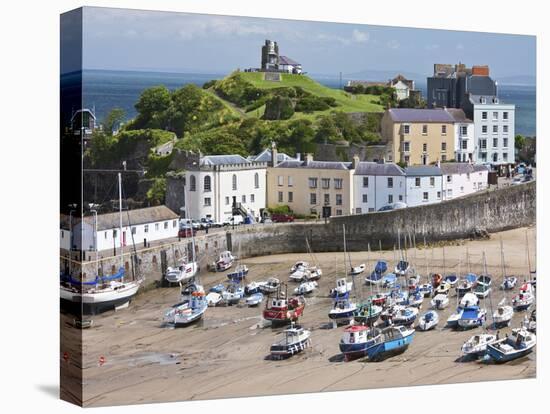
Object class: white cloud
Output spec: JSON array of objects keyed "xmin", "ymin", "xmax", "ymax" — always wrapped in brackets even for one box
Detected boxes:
[
  {"xmin": 352, "ymin": 29, "xmax": 369, "ymax": 43},
  {"xmin": 387, "ymin": 40, "xmax": 400, "ymax": 49}
]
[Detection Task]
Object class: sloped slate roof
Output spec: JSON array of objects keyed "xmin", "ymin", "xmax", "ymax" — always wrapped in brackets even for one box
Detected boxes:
[
  {"xmin": 275, "ymin": 160, "xmax": 352, "ymax": 170},
  {"xmin": 445, "ymin": 108, "xmax": 473, "ymax": 123},
  {"xmin": 439, "ymin": 163, "xmax": 476, "ymax": 175},
  {"xmin": 354, "ymin": 162, "xmax": 405, "ymax": 176},
  {"xmin": 89, "ymin": 206, "xmax": 179, "ymax": 231},
  {"xmin": 279, "ymin": 55, "xmax": 301, "ymax": 66},
  {"xmin": 200, "ymin": 155, "xmax": 250, "ymax": 166},
  {"xmin": 404, "ymin": 166, "xmax": 442, "ymax": 176},
  {"xmin": 388, "ymin": 108, "xmax": 455, "ymax": 123},
  {"xmin": 473, "ymin": 164, "xmax": 491, "ymax": 172},
  {"xmin": 251, "ymin": 149, "xmax": 294, "ymax": 163}
]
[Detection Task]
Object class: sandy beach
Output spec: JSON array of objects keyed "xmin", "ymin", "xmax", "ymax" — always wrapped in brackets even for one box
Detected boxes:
[{"xmin": 62, "ymin": 226, "xmax": 536, "ymax": 407}]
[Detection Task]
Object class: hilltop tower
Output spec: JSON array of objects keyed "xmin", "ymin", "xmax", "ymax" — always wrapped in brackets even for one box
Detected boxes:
[{"xmin": 261, "ymin": 40, "xmax": 279, "ymax": 71}]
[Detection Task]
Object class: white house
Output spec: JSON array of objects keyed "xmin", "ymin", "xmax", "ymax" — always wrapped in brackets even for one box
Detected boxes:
[
  {"xmin": 390, "ymin": 75, "xmax": 415, "ymax": 101},
  {"xmin": 404, "ymin": 166, "xmax": 443, "ymax": 206},
  {"xmin": 440, "ymin": 163, "xmax": 490, "ymax": 201},
  {"xmin": 181, "ymin": 155, "xmax": 267, "ymax": 222},
  {"xmin": 353, "ymin": 161, "xmax": 406, "ymax": 213},
  {"xmin": 446, "ymin": 109, "xmax": 475, "ymax": 163},
  {"xmin": 278, "ymin": 55, "xmax": 302, "ymax": 74},
  {"xmin": 466, "ymin": 95, "xmax": 515, "ymax": 167},
  {"xmin": 65, "ymin": 206, "xmax": 180, "ymax": 253}
]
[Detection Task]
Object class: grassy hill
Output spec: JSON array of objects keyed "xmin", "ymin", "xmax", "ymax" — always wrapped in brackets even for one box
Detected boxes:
[{"xmin": 209, "ymin": 71, "xmax": 384, "ymax": 121}]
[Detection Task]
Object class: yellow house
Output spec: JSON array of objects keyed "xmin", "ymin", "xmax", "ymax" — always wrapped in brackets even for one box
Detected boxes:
[
  {"xmin": 381, "ymin": 108, "xmax": 456, "ymax": 165},
  {"xmin": 266, "ymin": 153, "xmax": 357, "ymax": 217}
]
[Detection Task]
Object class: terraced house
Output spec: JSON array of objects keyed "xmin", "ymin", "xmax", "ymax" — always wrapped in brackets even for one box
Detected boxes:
[
  {"xmin": 382, "ymin": 108, "xmax": 456, "ymax": 166},
  {"xmin": 267, "ymin": 153, "xmax": 356, "ymax": 217}
]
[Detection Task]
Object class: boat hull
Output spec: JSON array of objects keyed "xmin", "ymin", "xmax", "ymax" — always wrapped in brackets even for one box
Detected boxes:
[
  {"xmin": 486, "ymin": 345, "xmax": 534, "ymax": 363},
  {"xmin": 366, "ymin": 332, "xmax": 414, "ymax": 361},
  {"xmin": 60, "ymin": 283, "xmax": 140, "ymax": 315}
]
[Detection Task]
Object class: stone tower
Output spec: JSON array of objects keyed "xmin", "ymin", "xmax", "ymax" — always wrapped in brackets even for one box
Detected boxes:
[{"xmin": 261, "ymin": 39, "xmax": 279, "ymax": 71}]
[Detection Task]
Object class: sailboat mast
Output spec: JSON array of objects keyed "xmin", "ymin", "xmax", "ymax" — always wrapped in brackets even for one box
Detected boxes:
[{"xmin": 118, "ymin": 172, "xmax": 124, "ymax": 280}]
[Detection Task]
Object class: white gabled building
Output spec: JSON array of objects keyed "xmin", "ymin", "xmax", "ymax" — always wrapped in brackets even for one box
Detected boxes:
[
  {"xmin": 446, "ymin": 108, "xmax": 475, "ymax": 163},
  {"xmin": 404, "ymin": 166, "xmax": 443, "ymax": 207},
  {"xmin": 353, "ymin": 160, "xmax": 406, "ymax": 213},
  {"xmin": 440, "ymin": 163, "xmax": 490, "ymax": 201}
]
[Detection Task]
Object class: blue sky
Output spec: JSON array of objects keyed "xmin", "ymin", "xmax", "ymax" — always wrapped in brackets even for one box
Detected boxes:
[{"xmin": 78, "ymin": 7, "xmax": 536, "ymax": 82}]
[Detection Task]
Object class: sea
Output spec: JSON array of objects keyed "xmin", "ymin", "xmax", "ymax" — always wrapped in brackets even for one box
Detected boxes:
[{"xmin": 79, "ymin": 69, "xmax": 536, "ymax": 137}]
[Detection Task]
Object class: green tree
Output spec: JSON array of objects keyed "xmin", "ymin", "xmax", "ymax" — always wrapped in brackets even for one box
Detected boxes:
[
  {"xmin": 515, "ymin": 134, "xmax": 526, "ymax": 149},
  {"xmin": 102, "ymin": 108, "xmax": 125, "ymax": 135},
  {"xmin": 133, "ymin": 85, "xmax": 171, "ymax": 129},
  {"xmin": 146, "ymin": 178, "xmax": 166, "ymax": 205}
]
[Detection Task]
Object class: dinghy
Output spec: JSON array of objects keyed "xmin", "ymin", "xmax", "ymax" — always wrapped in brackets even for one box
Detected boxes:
[
  {"xmin": 205, "ymin": 292, "xmax": 222, "ymax": 307},
  {"xmin": 512, "ymin": 283, "xmax": 535, "ymax": 311},
  {"xmin": 474, "ymin": 275, "xmax": 492, "ymax": 299},
  {"xmin": 259, "ymin": 278, "xmax": 280, "ymax": 294},
  {"xmin": 350, "ymin": 263, "xmax": 366, "ymax": 276},
  {"xmin": 392, "ymin": 306, "xmax": 419, "ymax": 327},
  {"xmin": 328, "ymin": 296, "xmax": 358, "ymax": 325},
  {"xmin": 305, "ymin": 266, "xmax": 323, "ymax": 281},
  {"xmin": 245, "ymin": 280, "xmax": 267, "ymax": 295},
  {"xmin": 226, "ymin": 264, "xmax": 248, "ymax": 282},
  {"xmin": 486, "ymin": 328, "xmax": 536, "ymax": 363},
  {"xmin": 353, "ymin": 302, "xmax": 383, "ymax": 325},
  {"xmin": 500, "ymin": 276, "xmax": 518, "ymax": 290},
  {"xmin": 365, "ymin": 325, "xmax": 415, "ymax": 361},
  {"xmin": 294, "ymin": 280, "xmax": 318, "ymax": 296},
  {"xmin": 329, "ymin": 278, "xmax": 353, "ymax": 298},
  {"xmin": 394, "ymin": 260, "xmax": 410, "ymax": 276},
  {"xmin": 289, "ymin": 267, "xmax": 309, "ymax": 283},
  {"xmin": 460, "ymin": 292, "xmax": 479, "ymax": 307},
  {"xmin": 456, "ymin": 273, "xmax": 477, "ymax": 296},
  {"xmin": 493, "ymin": 299, "xmax": 514, "ymax": 328},
  {"xmin": 221, "ymin": 282, "xmax": 244, "ymax": 305},
  {"xmin": 164, "ymin": 291, "xmax": 207, "ymax": 327},
  {"xmin": 270, "ymin": 325, "xmax": 311, "ymax": 359},
  {"xmin": 431, "ymin": 293, "xmax": 450, "ymax": 309},
  {"xmin": 245, "ymin": 292, "xmax": 264, "ymax": 307},
  {"xmin": 339, "ymin": 325, "xmax": 381, "ymax": 361},
  {"xmin": 417, "ymin": 310, "xmax": 439, "ymax": 331},
  {"xmin": 444, "ymin": 274, "xmax": 458, "ymax": 287},
  {"xmin": 457, "ymin": 306, "xmax": 487, "ymax": 329},
  {"xmin": 461, "ymin": 333, "xmax": 497, "ymax": 357}
]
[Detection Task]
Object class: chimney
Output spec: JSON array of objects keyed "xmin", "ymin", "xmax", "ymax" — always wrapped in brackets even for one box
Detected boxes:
[
  {"xmin": 305, "ymin": 153, "xmax": 314, "ymax": 165},
  {"xmin": 352, "ymin": 154, "xmax": 360, "ymax": 169},
  {"xmin": 271, "ymin": 141, "xmax": 278, "ymax": 167}
]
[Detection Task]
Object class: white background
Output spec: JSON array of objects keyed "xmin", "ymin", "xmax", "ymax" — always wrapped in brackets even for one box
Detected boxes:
[{"xmin": 0, "ymin": 0, "xmax": 546, "ymax": 412}]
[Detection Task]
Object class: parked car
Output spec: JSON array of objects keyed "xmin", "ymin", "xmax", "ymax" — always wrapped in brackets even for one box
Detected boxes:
[
  {"xmin": 271, "ymin": 213, "xmax": 295, "ymax": 223},
  {"xmin": 179, "ymin": 218, "xmax": 192, "ymax": 228},
  {"xmin": 191, "ymin": 220, "xmax": 201, "ymax": 230},
  {"xmin": 378, "ymin": 202, "xmax": 407, "ymax": 212},
  {"xmin": 200, "ymin": 218, "xmax": 213, "ymax": 229},
  {"xmin": 178, "ymin": 226, "xmax": 196, "ymax": 238},
  {"xmin": 223, "ymin": 215, "xmax": 244, "ymax": 226}
]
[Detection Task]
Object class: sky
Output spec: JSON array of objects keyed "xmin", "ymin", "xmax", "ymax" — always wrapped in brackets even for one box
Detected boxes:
[{"xmin": 72, "ymin": 7, "xmax": 536, "ymax": 82}]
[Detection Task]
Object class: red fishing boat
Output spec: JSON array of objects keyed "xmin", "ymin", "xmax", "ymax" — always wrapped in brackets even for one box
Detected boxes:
[{"xmin": 263, "ymin": 284, "xmax": 305, "ymax": 325}]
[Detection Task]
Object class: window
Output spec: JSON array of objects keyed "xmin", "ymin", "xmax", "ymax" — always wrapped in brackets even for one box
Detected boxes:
[
  {"xmin": 403, "ymin": 125, "xmax": 410, "ymax": 134},
  {"xmin": 308, "ymin": 177, "xmax": 318, "ymax": 188},
  {"xmin": 232, "ymin": 174, "xmax": 237, "ymax": 191},
  {"xmin": 310, "ymin": 193, "xmax": 317, "ymax": 205},
  {"xmin": 388, "ymin": 194, "xmax": 393, "ymax": 203},
  {"xmin": 460, "ymin": 186, "xmax": 464, "ymax": 193},
  {"xmin": 131, "ymin": 227, "xmax": 136, "ymax": 234},
  {"xmin": 422, "ymin": 125, "xmax": 428, "ymax": 135},
  {"xmin": 503, "ymin": 138, "xmax": 508, "ymax": 147},
  {"xmin": 430, "ymin": 177, "xmax": 435, "ymax": 186},
  {"xmin": 356, "ymin": 208, "xmax": 362, "ymax": 214},
  {"xmin": 113, "ymin": 229, "xmax": 118, "ymax": 238},
  {"xmin": 493, "ymin": 153, "xmax": 498, "ymax": 162},
  {"xmin": 441, "ymin": 155, "xmax": 447, "ymax": 162},
  {"xmin": 447, "ymin": 175, "xmax": 452, "ymax": 183},
  {"xmin": 441, "ymin": 142, "xmax": 447, "ymax": 151},
  {"xmin": 447, "ymin": 189, "xmax": 452, "ymax": 197},
  {"xmin": 143, "ymin": 226, "xmax": 147, "ymax": 234},
  {"xmin": 203, "ymin": 175, "xmax": 211, "ymax": 192},
  {"xmin": 250, "ymin": 194, "xmax": 255, "ymax": 203},
  {"xmin": 423, "ymin": 143, "xmax": 427, "ymax": 152},
  {"xmin": 336, "ymin": 194, "xmax": 342, "ymax": 205},
  {"xmin": 324, "ymin": 194, "xmax": 330, "ymax": 205},
  {"xmin": 493, "ymin": 125, "xmax": 498, "ymax": 133},
  {"xmin": 461, "ymin": 126, "xmax": 468, "ymax": 135},
  {"xmin": 363, "ymin": 177, "xmax": 369, "ymax": 187},
  {"xmin": 189, "ymin": 175, "xmax": 196, "ymax": 191},
  {"xmin": 461, "ymin": 140, "xmax": 468, "ymax": 150},
  {"xmin": 403, "ymin": 141, "xmax": 411, "ymax": 152},
  {"xmin": 288, "ymin": 176, "xmax": 294, "ymax": 187},
  {"xmin": 334, "ymin": 178, "xmax": 343, "ymax": 189},
  {"xmin": 482, "ymin": 111, "xmax": 488, "ymax": 120},
  {"xmin": 441, "ymin": 125, "xmax": 447, "ymax": 135},
  {"xmin": 480, "ymin": 139, "xmax": 487, "ymax": 149},
  {"xmin": 362, "ymin": 194, "xmax": 368, "ymax": 203},
  {"xmin": 503, "ymin": 153, "xmax": 508, "ymax": 161},
  {"xmin": 493, "ymin": 111, "xmax": 498, "ymax": 120},
  {"xmin": 225, "ymin": 196, "xmax": 230, "ymax": 205},
  {"xmin": 336, "ymin": 209, "xmax": 343, "ymax": 216},
  {"xmin": 503, "ymin": 112, "xmax": 509, "ymax": 120},
  {"xmin": 242, "ymin": 195, "xmax": 246, "ymax": 203},
  {"xmin": 277, "ymin": 176, "xmax": 284, "ymax": 186},
  {"xmin": 482, "ymin": 125, "xmax": 488, "ymax": 134},
  {"xmin": 415, "ymin": 177, "xmax": 421, "ymax": 187},
  {"xmin": 399, "ymin": 195, "xmax": 403, "ymax": 201},
  {"xmin": 204, "ymin": 197, "xmax": 211, "ymax": 206},
  {"xmin": 404, "ymin": 155, "xmax": 410, "ymax": 164},
  {"xmin": 503, "ymin": 125, "xmax": 509, "ymax": 133},
  {"xmin": 254, "ymin": 172, "xmax": 259, "ymax": 189},
  {"xmin": 164, "ymin": 222, "xmax": 168, "ymax": 229},
  {"xmin": 173, "ymin": 220, "xmax": 177, "ymax": 228},
  {"xmin": 423, "ymin": 192, "xmax": 429, "ymax": 201},
  {"xmin": 493, "ymin": 138, "xmax": 498, "ymax": 148},
  {"xmin": 437, "ymin": 191, "xmax": 441, "ymax": 199},
  {"xmin": 155, "ymin": 223, "xmax": 159, "ymax": 231},
  {"xmin": 278, "ymin": 192, "xmax": 283, "ymax": 203},
  {"xmin": 104, "ymin": 231, "xmax": 107, "ymax": 239},
  {"xmin": 387, "ymin": 177, "xmax": 394, "ymax": 188},
  {"xmin": 288, "ymin": 192, "xmax": 293, "ymax": 202},
  {"xmin": 321, "ymin": 178, "xmax": 330, "ymax": 189}
]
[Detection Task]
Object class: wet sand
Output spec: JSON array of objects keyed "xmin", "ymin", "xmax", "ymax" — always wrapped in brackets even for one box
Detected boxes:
[{"xmin": 66, "ymin": 226, "xmax": 536, "ymax": 407}]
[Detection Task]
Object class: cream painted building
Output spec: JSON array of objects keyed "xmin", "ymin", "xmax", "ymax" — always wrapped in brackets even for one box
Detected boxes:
[
  {"xmin": 382, "ymin": 108, "xmax": 457, "ymax": 166},
  {"xmin": 267, "ymin": 153, "xmax": 356, "ymax": 217}
]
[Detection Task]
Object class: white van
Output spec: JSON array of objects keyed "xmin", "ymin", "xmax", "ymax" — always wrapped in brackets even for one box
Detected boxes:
[
  {"xmin": 179, "ymin": 218, "xmax": 193, "ymax": 228},
  {"xmin": 223, "ymin": 215, "xmax": 244, "ymax": 226}
]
